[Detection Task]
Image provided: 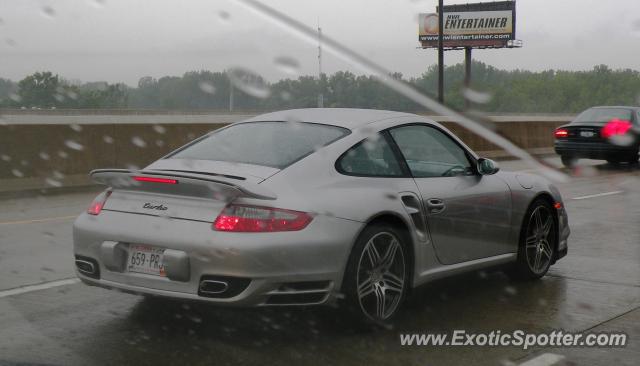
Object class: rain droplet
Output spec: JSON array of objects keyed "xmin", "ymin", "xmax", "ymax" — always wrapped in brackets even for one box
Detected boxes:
[
  {"xmin": 54, "ymin": 94, "xmax": 65, "ymax": 102},
  {"xmin": 45, "ymin": 178, "xmax": 62, "ymax": 187},
  {"xmin": 1, "ymin": 154, "xmax": 11, "ymax": 161},
  {"xmin": 67, "ymin": 90, "xmax": 78, "ymax": 100},
  {"xmin": 632, "ymin": 19, "xmax": 640, "ymax": 37},
  {"xmin": 155, "ymin": 139, "xmax": 165, "ymax": 147},
  {"xmin": 58, "ymin": 150, "xmax": 69, "ymax": 159},
  {"xmin": 103, "ymin": 135, "xmax": 114, "ymax": 144},
  {"xmin": 131, "ymin": 136, "xmax": 147, "ymax": 148},
  {"xmin": 9, "ymin": 93, "xmax": 21, "ymax": 102},
  {"xmin": 218, "ymin": 10, "xmax": 231, "ymax": 22},
  {"xmin": 280, "ymin": 91, "xmax": 292, "ymax": 101},
  {"xmin": 462, "ymin": 88, "xmax": 492, "ymax": 104},
  {"xmin": 70, "ymin": 124, "xmax": 82, "ymax": 132},
  {"xmin": 42, "ymin": 6, "xmax": 56, "ymax": 18},
  {"xmin": 52, "ymin": 170, "xmax": 65, "ymax": 179},
  {"xmin": 274, "ymin": 56, "xmax": 300, "ymax": 75},
  {"xmin": 198, "ymin": 81, "xmax": 216, "ymax": 95},
  {"xmin": 152, "ymin": 125, "xmax": 166, "ymax": 134},
  {"xmin": 65, "ymin": 140, "xmax": 84, "ymax": 151},
  {"xmin": 227, "ymin": 68, "xmax": 271, "ymax": 99},
  {"xmin": 11, "ymin": 169, "xmax": 23, "ymax": 178}
]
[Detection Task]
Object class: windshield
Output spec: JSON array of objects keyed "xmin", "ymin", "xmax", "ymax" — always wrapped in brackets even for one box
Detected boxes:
[
  {"xmin": 170, "ymin": 121, "xmax": 349, "ymax": 168},
  {"xmin": 572, "ymin": 108, "xmax": 633, "ymax": 124}
]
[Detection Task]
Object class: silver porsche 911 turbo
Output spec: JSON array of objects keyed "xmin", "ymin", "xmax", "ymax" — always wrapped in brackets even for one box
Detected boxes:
[{"xmin": 73, "ymin": 108, "xmax": 569, "ymax": 323}]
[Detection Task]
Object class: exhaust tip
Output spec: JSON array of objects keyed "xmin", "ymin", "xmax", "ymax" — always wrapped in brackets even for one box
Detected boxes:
[
  {"xmin": 74, "ymin": 255, "xmax": 100, "ymax": 279},
  {"xmin": 199, "ymin": 280, "xmax": 229, "ymax": 295}
]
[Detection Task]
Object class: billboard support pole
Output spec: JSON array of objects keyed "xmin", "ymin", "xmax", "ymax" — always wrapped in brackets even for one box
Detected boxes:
[
  {"xmin": 437, "ymin": 0, "xmax": 444, "ymax": 104},
  {"xmin": 464, "ymin": 47, "xmax": 472, "ymax": 110}
]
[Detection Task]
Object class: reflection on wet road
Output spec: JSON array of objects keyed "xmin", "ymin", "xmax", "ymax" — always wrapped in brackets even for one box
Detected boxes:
[{"xmin": 1, "ymin": 158, "xmax": 639, "ymax": 366}]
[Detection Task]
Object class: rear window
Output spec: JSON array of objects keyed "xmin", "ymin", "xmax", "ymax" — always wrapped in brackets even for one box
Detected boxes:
[
  {"xmin": 573, "ymin": 108, "xmax": 633, "ymax": 124},
  {"xmin": 170, "ymin": 122, "xmax": 350, "ymax": 169}
]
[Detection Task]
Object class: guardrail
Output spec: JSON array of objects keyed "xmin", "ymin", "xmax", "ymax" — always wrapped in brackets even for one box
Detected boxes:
[{"xmin": 0, "ymin": 112, "xmax": 572, "ymax": 194}]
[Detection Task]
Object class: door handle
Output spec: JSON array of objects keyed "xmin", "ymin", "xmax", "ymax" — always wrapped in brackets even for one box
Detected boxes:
[{"xmin": 427, "ymin": 198, "xmax": 446, "ymax": 214}]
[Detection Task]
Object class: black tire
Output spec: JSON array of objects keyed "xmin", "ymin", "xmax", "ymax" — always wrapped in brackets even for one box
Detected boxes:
[
  {"xmin": 560, "ymin": 156, "xmax": 576, "ymax": 168},
  {"xmin": 607, "ymin": 157, "xmax": 622, "ymax": 165},
  {"xmin": 342, "ymin": 224, "xmax": 410, "ymax": 324},
  {"xmin": 508, "ymin": 199, "xmax": 557, "ymax": 281}
]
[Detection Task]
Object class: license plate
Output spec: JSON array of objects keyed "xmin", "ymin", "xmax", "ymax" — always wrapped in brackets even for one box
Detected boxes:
[
  {"xmin": 127, "ymin": 244, "xmax": 166, "ymax": 276},
  {"xmin": 580, "ymin": 131, "xmax": 595, "ymax": 137}
]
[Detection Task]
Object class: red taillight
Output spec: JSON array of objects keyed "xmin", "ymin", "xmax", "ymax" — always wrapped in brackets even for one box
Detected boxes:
[
  {"xmin": 554, "ymin": 202, "xmax": 563, "ymax": 210},
  {"xmin": 133, "ymin": 176, "xmax": 178, "ymax": 184},
  {"xmin": 213, "ymin": 204, "xmax": 313, "ymax": 232},
  {"xmin": 601, "ymin": 119, "xmax": 632, "ymax": 139},
  {"xmin": 87, "ymin": 190, "xmax": 112, "ymax": 215},
  {"xmin": 554, "ymin": 128, "xmax": 569, "ymax": 138}
]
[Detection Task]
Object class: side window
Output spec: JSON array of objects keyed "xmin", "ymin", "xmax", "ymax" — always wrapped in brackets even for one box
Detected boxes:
[
  {"xmin": 337, "ymin": 134, "xmax": 404, "ymax": 177},
  {"xmin": 390, "ymin": 125, "xmax": 472, "ymax": 178}
]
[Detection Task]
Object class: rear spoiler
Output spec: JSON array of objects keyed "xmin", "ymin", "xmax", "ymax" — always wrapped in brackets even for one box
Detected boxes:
[{"xmin": 90, "ymin": 169, "xmax": 276, "ymax": 200}]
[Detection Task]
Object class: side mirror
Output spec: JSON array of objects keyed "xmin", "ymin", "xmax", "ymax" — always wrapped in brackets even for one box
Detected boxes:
[{"xmin": 477, "ymin": 158, "xmax": 500, "ymax": 175}]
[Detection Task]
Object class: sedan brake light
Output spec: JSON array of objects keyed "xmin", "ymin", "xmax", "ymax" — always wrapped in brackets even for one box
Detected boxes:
[
  {"xmin": 601, "ymin": 119, "xmax": 632, "ymax": 139},
  {"xmin": 213, "ymin": 204, "xmax": 313, "ymax": 232},
  {"xmin": 554, "ymin": 128, "xmax": 569, "ymax": 138},
  {"xmin": 87, "ymin": 190, "xmax": 112, "ymax": 215}
]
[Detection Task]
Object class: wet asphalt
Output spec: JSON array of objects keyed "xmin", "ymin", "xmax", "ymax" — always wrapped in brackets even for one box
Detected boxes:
[{"xmin": 0, "ymin": 158, "xmax": 638, "ymax": 366}]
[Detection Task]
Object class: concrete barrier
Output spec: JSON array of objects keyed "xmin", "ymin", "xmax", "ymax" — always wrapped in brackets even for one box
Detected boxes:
[{"xmin": 0, "ymin": 111, "xmax": 572, "ymax": 194}]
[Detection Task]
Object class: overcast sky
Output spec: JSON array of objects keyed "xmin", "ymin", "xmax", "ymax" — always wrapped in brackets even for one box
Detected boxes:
[{"xmin": 1, "ymin": 0, "xmax": 639, "ymax": 85}]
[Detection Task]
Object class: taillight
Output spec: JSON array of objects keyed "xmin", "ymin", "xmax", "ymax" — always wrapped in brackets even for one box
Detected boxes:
[
  {"xmin": 554, "ymin": 128, "xmax": 569, "ymax": 138},
  {"xmin": 87, "ymin": 190, "xmax": 112, "ymax": 215},
  {"xmin": 213, "ymin": 204, "xmax": 313, "ymax": 232},
  {"xmin": 601, "ymin": 119, "xmax": 632, "ymax": 139}
]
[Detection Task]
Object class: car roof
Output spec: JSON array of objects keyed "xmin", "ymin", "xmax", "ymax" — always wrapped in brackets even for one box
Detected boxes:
[
  {"xmin": 241, "ymin": 108, "xmax": 419, "ymax": 129},
  {"xmin": 589, "ymin": 106, "xmax": 640, "ymax": 111}
]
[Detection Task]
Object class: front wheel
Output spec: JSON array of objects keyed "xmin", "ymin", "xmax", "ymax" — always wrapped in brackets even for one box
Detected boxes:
[
  {"xmin": 342, "ymin": 224, "xmax": 409, "ymax": 324},
  {"xmin": 508, "ymin": 199, "xmax": 557, "ymax": 280}
]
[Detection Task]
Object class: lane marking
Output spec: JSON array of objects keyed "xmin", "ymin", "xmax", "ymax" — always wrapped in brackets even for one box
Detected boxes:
[
  {"xmin": 0, "ymin": 215, "xmax": 77, "ymax": 226},
  {"xmin": 572, "ymin": 190, "xmax": 624, "ymax": 200},
  {"xmin": 0, "ymin": 278, "xmax": 80, "ymax": 299}
]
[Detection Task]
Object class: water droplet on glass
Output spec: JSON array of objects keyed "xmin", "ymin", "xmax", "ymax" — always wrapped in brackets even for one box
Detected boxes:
[
  {"xmin": 58, "ymin": 150, "xmax": 69, "ymax": 159},
  {"xmin": 20, "ymin": 159, "xmax": 28, "ymax": 166},
  {"xmin": 11, "ymin": 169, "xmax": 23, "ymax": 178},
  {"xmin": 103, "ymin": 135, "xmax": 114, "ymax": 144},
  {"xmin": 631, "ymin": 19, "xmax": 640, "ymax": 37},
  {"xmin": 280, "ymin": 91, "xmax": 292, "ymax": 101},
  {"xmin": 45, "ymin": 178, "xmax": 62, "ymax": 187},
  {"xmin": 462, "ymin": 88, "xmax": 492, "ymax": 104},
  {"xmin": 42, "ymin": 6, "xmax": 56, "ymax": 18},
  {"xmin": 218, "ymin": 10, "xmax": 231, "ymax": 22},
  {"xmin": 227, "ymin": 68, "xmax": 271, "ymax": 99},
  {"xmin": 152, "ymin": 125, "xmax": 166, "ymax": 134},
  {"xmin": 65, "ymin": 140, "xmax": 84, "ymax": 151},
  {"xmin": 52, "ymin": 170, "xmax": 65, "ymax": 179},
  {"xmin": 54, "ymin": 94, "xmax": 65, "ymax": 102},
  {"xmin": 198, "ymin": 81, "xmax": 216, "ymax": 95},
  {"xmin": 67, "ymin": 90, "xmax": 78, "ymax": 100},
  {"xmin": 274, "ymin": 56, "xmax": 300, "ymax": 75},
  {"xmin": 131, "ymin": 136, "xmax": 147, "ymax": 148},
  {"xmin": 155, "ymin": 139, "xmax": 165, "ymax": 147},
  {"xmin": 9, "ymin": 93, "xmax": 21, "ymax": 102},
  {"xmin": 70, "ymin": 124, "xmax": 82, "ymax": 132}
]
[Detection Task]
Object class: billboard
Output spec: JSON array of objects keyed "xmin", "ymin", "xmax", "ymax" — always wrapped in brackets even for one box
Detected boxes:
[{"xmin": 419, "ymin": 1, "xmax": 517, "ymax": 49}]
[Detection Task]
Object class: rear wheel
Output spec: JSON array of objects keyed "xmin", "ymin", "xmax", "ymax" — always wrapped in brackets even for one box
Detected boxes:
[
  {"xmin": 342, "ymin": 224, "xmax": 409, "ymax": 324},
  {"xmin": 509, "ymin": 199, "xmax": 557, "ymax": 280},
  {"xmin": 560, "ymin": 156, "xmax": 576, "ymax": 168}
]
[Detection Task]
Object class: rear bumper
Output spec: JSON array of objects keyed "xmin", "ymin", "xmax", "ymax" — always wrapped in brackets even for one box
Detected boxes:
[
  {"xmin": 555, "ymin": 140, "xmax": 638, "ymax": 159},
  {"xmin": 73, "ymin": 210, "xmax": 362, "ymax": 306}
]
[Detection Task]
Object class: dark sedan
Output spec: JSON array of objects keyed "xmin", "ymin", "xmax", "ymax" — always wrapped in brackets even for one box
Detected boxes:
[{"xmin": 554, "ymin": 106, "xmax": 640, "ymax": 167}]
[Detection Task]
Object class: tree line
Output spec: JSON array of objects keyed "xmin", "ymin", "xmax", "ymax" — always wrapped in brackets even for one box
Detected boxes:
[{"xmin": 1, "ymin": 62, "xmax": 639, "ymax": 113}]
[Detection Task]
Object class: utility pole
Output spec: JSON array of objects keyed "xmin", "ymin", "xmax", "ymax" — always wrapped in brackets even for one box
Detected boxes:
[
  {"xmin": 464, "ymin": 47, "xmax": 472, "ymax": 110},
  {"xmin": 317, "ymin": 23, "xmax": 324, "ymax": 108},
  {"xmin": 229, "ymin": 76, "xmax": 234, "ymax": 112},
  {"xmin": 437, "ymin": 0, "xmax": 444, "ymax": 104}
]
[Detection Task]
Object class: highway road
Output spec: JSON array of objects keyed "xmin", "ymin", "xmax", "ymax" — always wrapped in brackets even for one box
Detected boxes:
[{"xmin": 0, "ymin": 157, "xmax": 638, "ymax": 366}]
